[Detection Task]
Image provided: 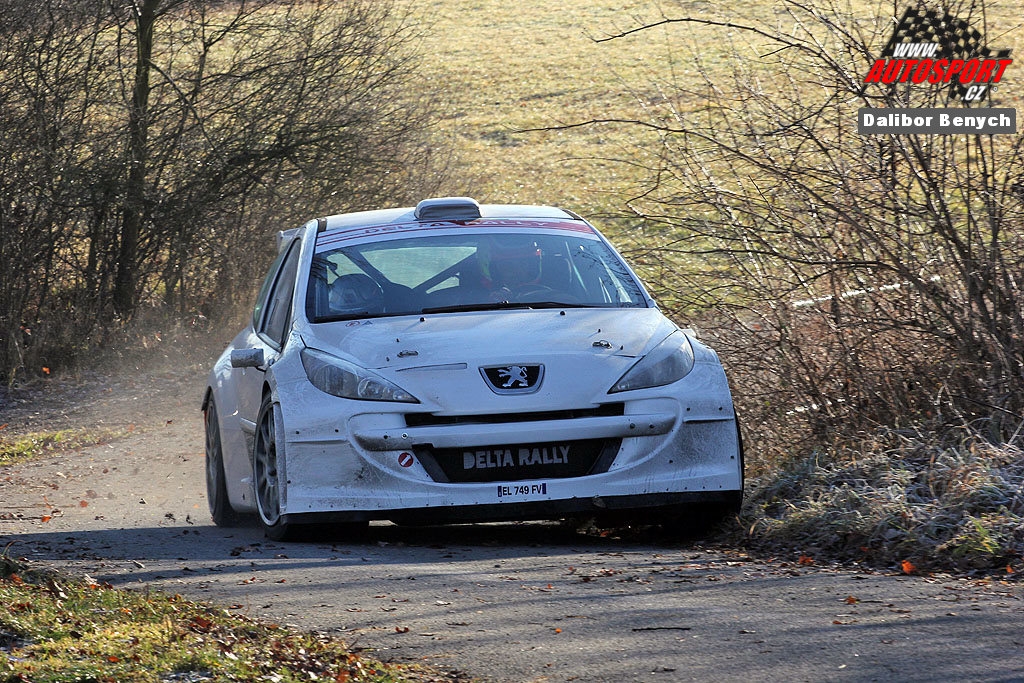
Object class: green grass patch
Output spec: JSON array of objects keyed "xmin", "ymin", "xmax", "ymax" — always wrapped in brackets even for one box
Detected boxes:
[
  {"xmin": 0, "ymin": 429, "xmax": 123, "ymax": 466},
  {"xmin": 0, "ymin": 558, "xmax": 412, "ymax": 683}
]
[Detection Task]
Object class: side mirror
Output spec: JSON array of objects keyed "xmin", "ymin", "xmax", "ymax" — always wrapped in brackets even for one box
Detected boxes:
[{"xmin": 230, "ymin": 348, "xmax": 265, "ymax": 369}]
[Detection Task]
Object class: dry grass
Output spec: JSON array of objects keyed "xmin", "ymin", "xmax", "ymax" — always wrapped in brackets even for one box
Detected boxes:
[
  {"xmin": 403, "ymin": 0, "xmax": 736, "ymax": 217},
  {"xmin": 406, "ymin": 0, "xmax": 1024, "ymax": 222},
  {"xmin": 737, "ymin": 427, "xmax": 1024, "ymax": 573}
]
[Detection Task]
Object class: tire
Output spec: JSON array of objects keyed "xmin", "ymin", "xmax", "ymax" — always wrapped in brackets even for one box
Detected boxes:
[
  {"xmin": 252, "ymin": 394, "xmax": 301, "ymax": 541},
  {"xmin": 659, "ymin": 499, "xmax": 739, "ymax": 540},
  {"xmin": 205, "ymin": 399, "xmax": 242, "ymax": 527}
]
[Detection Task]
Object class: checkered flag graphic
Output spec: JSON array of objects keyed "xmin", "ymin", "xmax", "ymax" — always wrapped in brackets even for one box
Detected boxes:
[
  {"xmin": 881, "ymin": 6, "xmax": 1012, "ymax": 101},
  {"xmin": 882, "ymin": 7, "xmax": 1011, "ymax": 60}
]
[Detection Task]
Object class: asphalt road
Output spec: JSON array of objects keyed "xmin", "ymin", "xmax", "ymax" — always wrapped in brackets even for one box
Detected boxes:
[{"xmin": 2, "ymin": 378, "xmax": 1023, "ymax": 682}]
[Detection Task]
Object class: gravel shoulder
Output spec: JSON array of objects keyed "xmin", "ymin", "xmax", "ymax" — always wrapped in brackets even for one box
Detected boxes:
[{"xmin": 2, "ymin": 361, "xmax": 1023, "ymax": 682}]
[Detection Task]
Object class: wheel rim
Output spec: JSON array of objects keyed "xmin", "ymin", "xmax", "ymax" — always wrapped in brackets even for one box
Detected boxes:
[{"xmin": 254, "ymin": 403, "xmax": 281, "ymax": 525}]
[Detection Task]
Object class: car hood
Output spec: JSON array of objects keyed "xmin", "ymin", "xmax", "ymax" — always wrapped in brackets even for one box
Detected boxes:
[
  {"xmin": 301, "ymin": 308, "xmax": 675, "ymax": 370},
  {"xmin": 297, "ymin": 308, "xmax": 680, "ymax": 412}
]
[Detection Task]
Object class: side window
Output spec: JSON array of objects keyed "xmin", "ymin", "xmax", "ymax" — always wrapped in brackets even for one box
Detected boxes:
[
  {"xmin": 252, "ymin": 245, "xmax": 291, "ymax": 331},
  {"xmin": 259, "ymin": 240, "xmax": 301, "ymax": 348}
]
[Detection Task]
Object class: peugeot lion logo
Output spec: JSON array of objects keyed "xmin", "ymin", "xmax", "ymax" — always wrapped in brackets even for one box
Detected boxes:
[
  {"xmin": 481, "ymin": 364, "xmax": 544, "ymax": 394},
  {"xmin": 498, "ymin": 365, "xmax": 530, "ymax": 388}
]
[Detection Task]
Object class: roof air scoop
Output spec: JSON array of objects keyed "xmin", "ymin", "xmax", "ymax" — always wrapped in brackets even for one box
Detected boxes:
[{"xmin": 414, "ymin": 197, "xmax": 481, "ymax": 222}]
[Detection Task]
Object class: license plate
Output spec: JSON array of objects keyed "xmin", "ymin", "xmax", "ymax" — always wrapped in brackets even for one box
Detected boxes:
[{"xmin": 497, "ymin": 482, "xmax": 548, "ymax": 498}]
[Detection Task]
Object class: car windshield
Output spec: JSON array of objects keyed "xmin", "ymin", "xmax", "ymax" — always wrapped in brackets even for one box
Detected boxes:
[{"xmin": 306, "ymin": 229, "xmax": 647, "ymax": 322}]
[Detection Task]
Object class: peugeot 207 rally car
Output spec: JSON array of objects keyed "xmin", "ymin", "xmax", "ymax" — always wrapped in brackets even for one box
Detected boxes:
[{"xmin": 202, "ymin": 197, "xmax": 743, "ymax": 540}]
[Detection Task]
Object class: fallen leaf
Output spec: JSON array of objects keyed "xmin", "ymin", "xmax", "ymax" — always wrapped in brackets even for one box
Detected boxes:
[
  {"xmin": 901, "ymin": 560, "xmax": 916, "ymax": 575},
  {"xmin": 41, "ymin": 515, "xmax": 52, "ymax": 523},
  {"xmin": 798, "ymin": 555, "xmax": 814, "ymax": 566},
  {"xmin": 190, "ymin": 616, "xmax": 214, "ymax": 632},
  {"xmin": 395, "ymin": 626, "xmax": 410, "ymax": 633},
  {"xmin": 845, "ymin": 596, "xmax": 859, "ymax": 604},
  {"xmin": 79, "ymin": 500, "xmax": 89, "ymax": 508}
]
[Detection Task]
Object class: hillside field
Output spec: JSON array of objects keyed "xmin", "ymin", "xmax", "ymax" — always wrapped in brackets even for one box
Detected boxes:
[{"xmin": 407, "ymin": 0, "xmax": 1024, "ymax": 226}]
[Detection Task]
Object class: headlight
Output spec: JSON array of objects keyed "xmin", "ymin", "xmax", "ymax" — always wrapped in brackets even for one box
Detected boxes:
[
  {"xmin": 301, "ymin": 348, "xmax": 419, "ymax": 403},
  {"xmin": 609, "ymin": 331, "xmax": 695, "ymax": 393}
]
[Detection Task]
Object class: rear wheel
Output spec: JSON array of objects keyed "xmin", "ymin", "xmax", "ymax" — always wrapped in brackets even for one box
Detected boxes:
[
  {"xmin": 253, "ymin": 395, "xmax": 301, "ymax": 541},
  {"xmin": 205, "ymin": 399, "xmax": 241, "ymax": 527}
]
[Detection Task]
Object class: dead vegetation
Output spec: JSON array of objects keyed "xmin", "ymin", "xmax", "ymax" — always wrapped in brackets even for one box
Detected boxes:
[
  {"xmin": 592, "ymin": 0, "xmax": 1024, "ymax": 573},
  {"xmin": 739, "ymin": 426, "xmax": 1024, "ymax": 572}
]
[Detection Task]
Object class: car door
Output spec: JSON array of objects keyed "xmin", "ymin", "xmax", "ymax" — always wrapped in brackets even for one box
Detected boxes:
[{"xmin": 235, "ymin": 237, "xmax": 302, "ymax": 428}]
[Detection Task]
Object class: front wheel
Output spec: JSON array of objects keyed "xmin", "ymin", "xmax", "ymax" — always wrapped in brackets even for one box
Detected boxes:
[
  {"xmin": 252, "ymin": 395, "xmax": 301, "ymax": 541},
  {"xmin": 205, "ymin": 399, "xmax": 241, "ymax": 527}
]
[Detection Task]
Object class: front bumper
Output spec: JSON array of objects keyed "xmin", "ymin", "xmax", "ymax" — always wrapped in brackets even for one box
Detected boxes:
[{"xmin": 275, "ymin": 392, "xmax": 741, "ymax": 520}]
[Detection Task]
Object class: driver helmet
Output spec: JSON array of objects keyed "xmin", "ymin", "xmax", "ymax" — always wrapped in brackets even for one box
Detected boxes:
[
  {"xmin": 328, "ymin": 273, "xmax": 383, "ymax": 313},
  {"xmin": 479, "ymin": 235, "xmax": 543, "ymax": 289}
]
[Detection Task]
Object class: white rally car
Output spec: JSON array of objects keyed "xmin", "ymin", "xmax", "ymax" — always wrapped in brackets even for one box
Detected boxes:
[{"xmin": 202, "ymin": 197, "xmax": 742, "ymax": 540}]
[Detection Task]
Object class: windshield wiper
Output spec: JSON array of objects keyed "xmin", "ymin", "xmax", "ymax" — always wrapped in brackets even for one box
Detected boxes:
[
  {"xmin": 420, "ymin": 302, "xmax": 533, "ymax": 314},
  {"xmin": 421, "ymin": 301, "xmax": 596, "ymax": 314},
  {"xmin": 524, "ymin": 301, "xmax": 600, "ymax": 309},
  {"xmin": 313, "ymin": 311, "xmax": 376, "ymax": 323}
]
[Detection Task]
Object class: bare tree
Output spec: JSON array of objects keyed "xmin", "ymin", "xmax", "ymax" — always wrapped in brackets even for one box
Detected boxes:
[
  {"xmin": 574, "ymin": 1, "xmax": 1023, "ymax": 448},
  {"xmin": 0, "ymin": 0, "xmax": 444, "ymax": 380}
]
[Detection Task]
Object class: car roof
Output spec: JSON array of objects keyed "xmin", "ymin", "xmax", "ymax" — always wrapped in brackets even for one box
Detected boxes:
[{"xmin": 319, "ymin": 200, "xmax": 580, "ymax": 232}]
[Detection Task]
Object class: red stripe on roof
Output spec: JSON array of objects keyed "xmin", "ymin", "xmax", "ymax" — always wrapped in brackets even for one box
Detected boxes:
[{"xmin": 316, "ymin": 218, "xmax": 594, "ymax": 248}]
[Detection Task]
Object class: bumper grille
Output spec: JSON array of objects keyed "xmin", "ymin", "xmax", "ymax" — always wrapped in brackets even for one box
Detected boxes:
[
  {"xmin": 404, "ymin": 403, "xmax": 624, "ymax": 428},
  {"xmin": 415, "ymin": 438, "xmax": 621, "ymax": 483}
]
